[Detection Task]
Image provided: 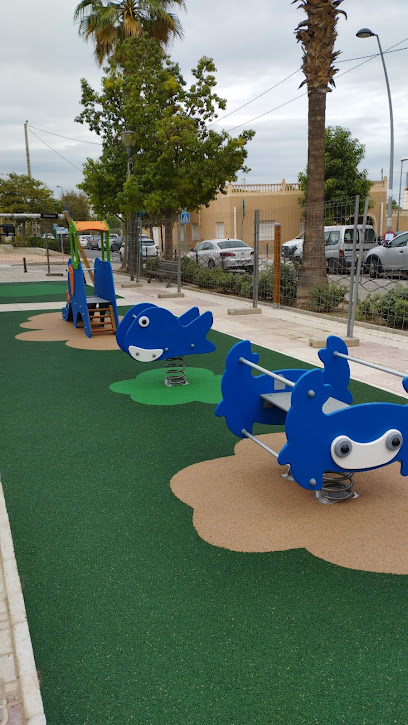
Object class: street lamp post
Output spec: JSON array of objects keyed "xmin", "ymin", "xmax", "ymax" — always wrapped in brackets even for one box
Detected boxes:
[
  {"xmin": 397, "ymin": 158, "xmax": 408, "ymax": 233},
  {"xmin": 121, "ymin": 130, "xmax": 139, "ymax": 282},
  {"xmin": 356, "ymin": 28, "xmax": 394, "ymax": 233}
]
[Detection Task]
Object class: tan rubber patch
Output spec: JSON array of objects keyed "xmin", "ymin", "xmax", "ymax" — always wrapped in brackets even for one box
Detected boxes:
[
  {"xmin": 170, "ymin": 432, "xmax": 408, "ymax": 574},
  {"xmin": 16, "ymin": 311, "xmax": 121, "ymax": 350}
]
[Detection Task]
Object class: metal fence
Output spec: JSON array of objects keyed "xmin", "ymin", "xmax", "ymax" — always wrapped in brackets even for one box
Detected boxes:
[
  {"xmin": 3, "ymin": 201, "xmax": 408, "ymax": 336},
  {"xmin": 138, "ymin": 202, "xmax": 408, "ymax": 336}
]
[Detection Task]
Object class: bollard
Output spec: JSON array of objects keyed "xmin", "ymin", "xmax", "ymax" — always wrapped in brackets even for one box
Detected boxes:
[{"xmin": 23, "ymin": 257, "xmax": 27, "ymax": 273}]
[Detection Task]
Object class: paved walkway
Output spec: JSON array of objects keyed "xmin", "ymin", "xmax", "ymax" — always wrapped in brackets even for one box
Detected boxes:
[{"xmin": 1, "ymin": 266, "xmax": 408, "ymax": 723}]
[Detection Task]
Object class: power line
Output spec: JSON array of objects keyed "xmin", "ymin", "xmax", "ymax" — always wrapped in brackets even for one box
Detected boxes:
[
  {"xmin": 27, "ymin": 127, "xmax": 84, "ymax": 172},
  {"xmin": 228, "ymin": 94, "xmax": 307, "ymax": 132},
  {"xmin": 207, "ymin": 69, "xmax": 302, "ymax": 128},
  {"xmin": 27, "ymin": 124, "xmax": 102, "ymax": 145},
  {"xmin": 26, "ymin": 36, "xmax": 408, "ymax": 172},
  {"xmin": 224, "ymin": 41, "xmax": 408, "ymax": 133}
]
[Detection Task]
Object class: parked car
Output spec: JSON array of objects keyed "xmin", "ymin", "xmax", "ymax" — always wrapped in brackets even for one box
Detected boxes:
[
  {"xmin": 141, "ymin": 236, "xmax": 160, "ymax": 258},
  {"xmin": 86, "ymin": 236, "xmax": 101, "ymax": 250},
  {"xmin": 119, "ymin": 235, "xmax": 160, "ymax": 261},
  {"xmin": 364, "ymin": 231, "xmax": 408, "ymax": 278},
  {"xmin": 281, "ymin": 233, "xmax": 304, "ymax": 260},
  {"xmin": 41, "ymin": 233, "xmax": 55, "ymax": 239},
  {"xmin": 323, "ymin": 225, "xmax": 377, "ymax": 273},
  {"xmin": 282, "ymin": 225, "xmax": 377, "ymax": 273},
  {"xmin": 187, "ymin": 239, "xmax": 254, "ymax": 272},
  {"xmin": 109, "ymin": 234, "xmax": 122, "ymax": 251}
]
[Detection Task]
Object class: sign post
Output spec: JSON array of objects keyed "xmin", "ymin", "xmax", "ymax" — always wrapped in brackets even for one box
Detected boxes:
[{"xmin": 180, "ymin": 210, "xmax": 190, "ymax": 256}]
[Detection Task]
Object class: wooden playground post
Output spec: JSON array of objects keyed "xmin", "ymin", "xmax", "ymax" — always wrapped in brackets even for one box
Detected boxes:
[
  {"xmin": 77, "ymin": 240, "xmax": 95, "ymax": 285},
  {"xmin": 273, "ymin": 223, "xmax": 281, "ymax": 306}
]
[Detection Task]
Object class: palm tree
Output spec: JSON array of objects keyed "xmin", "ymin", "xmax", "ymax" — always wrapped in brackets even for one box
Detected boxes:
[
  {"xmin": 293, "ymin": 0, "xmax": 346, "ymax": 308},
  {"xmin": 74, "ymin": 0, "xmax": 186, "ymax": 65}
]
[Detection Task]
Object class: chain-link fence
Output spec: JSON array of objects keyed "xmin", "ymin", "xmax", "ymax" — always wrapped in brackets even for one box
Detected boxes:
[
  {"xmin": 3, "ymin": 203, "xmax": 408, "ymax": 335},
  {"xmin": 136, "ymin": 202, "xmax": 408, "ymax": 335}
]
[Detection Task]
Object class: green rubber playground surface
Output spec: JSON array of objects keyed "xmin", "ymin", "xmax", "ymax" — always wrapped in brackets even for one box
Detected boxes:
[
  {"xmin": 0, "ymin": 309, "xmax": 406, "ymax": 725},
  {"xmin": 0, "ymin": 281, "xmax": 123, "ymax": 304}
]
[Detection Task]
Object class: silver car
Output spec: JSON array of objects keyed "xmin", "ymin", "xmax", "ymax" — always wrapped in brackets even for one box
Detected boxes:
[
  {"xmin": 119, "ymin": 236, "xmax": 160, "ymax": 261},
  {"xmin": 187, "ymin": 239, "xmax": 254, "ymax": 271},
  {"xmin": 364, "ymin": 231, "xmax": 408, "ymax": 278}
]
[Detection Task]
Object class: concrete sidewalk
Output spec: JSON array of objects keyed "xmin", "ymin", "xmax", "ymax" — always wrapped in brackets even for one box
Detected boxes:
[{"xmin": 1, "ymin": 268, "xmax": 408, "ymax": 724}]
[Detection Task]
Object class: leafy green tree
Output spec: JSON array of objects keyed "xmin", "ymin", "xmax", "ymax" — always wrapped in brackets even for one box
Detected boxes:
[
  {"xmin": 61, "ymin": 189, "xmax": 92, "ymax": 221},
  {"xmin": 76, "ymin": 37, "xmax": 254, "ymax": 259},
  {"xmin": 0, "ymin": 173, "xmax": 59, "ymax": 243},
  {"xmin": 74, "ymin": 0, "xmax": 185, "ymax": 65},
  {"xmin": 298, "ymin": 126, "xmax": 373, "ymax": 209}
]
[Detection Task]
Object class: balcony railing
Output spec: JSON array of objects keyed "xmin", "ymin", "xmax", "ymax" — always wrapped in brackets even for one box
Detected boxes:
[{"xmin": 227, "ymin": 180, "xmax": 301, "ymax": 194}]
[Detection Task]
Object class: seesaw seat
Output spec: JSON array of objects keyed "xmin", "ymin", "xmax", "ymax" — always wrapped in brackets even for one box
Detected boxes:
[{"xmin": 216, "ymin": 335, "xmax": 408, "ymax": 502}]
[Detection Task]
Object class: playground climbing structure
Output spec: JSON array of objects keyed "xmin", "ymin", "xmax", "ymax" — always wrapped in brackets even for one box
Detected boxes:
[{"xmin": 62, "ymin": 218, "xmax": 119, "ymax": 338}]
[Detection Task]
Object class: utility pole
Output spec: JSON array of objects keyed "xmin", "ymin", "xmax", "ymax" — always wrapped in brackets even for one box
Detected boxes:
[{"xmin": 24, "ymin": 121, "xmax": 32, "ymax": 178}]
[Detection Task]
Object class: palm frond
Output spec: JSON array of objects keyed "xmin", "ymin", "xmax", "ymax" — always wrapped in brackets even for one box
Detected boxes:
[
  {"xmin": 293, "ymin": 0, "xmax": 346, "ymax": 91},
  {"xmin": 74, "ymin": 0, "xmax": 185, "ymax": 62}
]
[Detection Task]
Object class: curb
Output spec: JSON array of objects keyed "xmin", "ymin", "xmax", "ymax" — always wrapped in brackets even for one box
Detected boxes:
[{"xmin": 0, "ymin": 480, "xmax": 46, "ymax": 724}]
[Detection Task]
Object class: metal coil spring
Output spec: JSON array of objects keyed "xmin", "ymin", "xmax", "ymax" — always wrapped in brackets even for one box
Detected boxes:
[
  {"xmin": 165, "ymin": 356, "xmax": 188, "ymax": 386},
  {"xmin": 318, "ymin": 471, "xmax": 355, "ymax": 502}
]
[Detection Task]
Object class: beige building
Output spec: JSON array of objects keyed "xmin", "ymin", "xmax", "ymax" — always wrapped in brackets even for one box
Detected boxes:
[{"xmin": 162, "ymin": 178, "xmax": 408, "ymax": 254}]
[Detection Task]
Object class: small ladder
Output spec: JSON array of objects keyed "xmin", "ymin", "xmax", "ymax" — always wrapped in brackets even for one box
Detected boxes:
[{"xmin": 88, "ymin": 303, "xmax": 117, "ymax": 335}]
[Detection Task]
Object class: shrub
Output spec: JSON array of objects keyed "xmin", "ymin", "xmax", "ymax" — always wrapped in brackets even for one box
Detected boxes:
[
  {"xmin": 309, "ymin": 283, "xmax": 346, "ymax": 313},
  {"xmin": 25, "ymin": 236, "xmax": 61, "ymax": 250},
  {"xmin": 144, "ymin": 257, "xmax": 160, "ymax": 271},
  {"xmin": 357, "ymin": 285, "xmax": 408, "ymax": 329},
  {"xmin": 279, "ymin": 264, "xmax": 299, "ymax": 305}
]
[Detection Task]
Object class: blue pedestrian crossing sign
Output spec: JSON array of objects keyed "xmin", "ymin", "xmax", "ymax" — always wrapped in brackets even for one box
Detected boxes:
[{"xmin": 180, "ymin": 210, "xmax": 190, "ymax": 223}]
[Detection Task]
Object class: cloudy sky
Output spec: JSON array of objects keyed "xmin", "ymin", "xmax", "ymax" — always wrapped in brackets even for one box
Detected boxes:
[{"xmin": 1, "ymin": 0, "xmax": 407, "ymax": 199}]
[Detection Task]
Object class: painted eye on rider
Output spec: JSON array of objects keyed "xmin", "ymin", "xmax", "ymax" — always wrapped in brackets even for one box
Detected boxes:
[
  {"xmin": 333, "ymin": 437, "xmax": 352, "ymax": 458},
  {"xmin": 138, "ymin": 316, "xmax": 150, "ymax": 328},
  {"xmin": 385, "ymin": 431, "xmax": 403, "ymax": 450}
]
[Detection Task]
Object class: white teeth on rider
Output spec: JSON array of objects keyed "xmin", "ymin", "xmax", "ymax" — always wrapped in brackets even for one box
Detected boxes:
[{"xmin": 128, "ymin": 345, "xmax": 163, "ymax": 363}]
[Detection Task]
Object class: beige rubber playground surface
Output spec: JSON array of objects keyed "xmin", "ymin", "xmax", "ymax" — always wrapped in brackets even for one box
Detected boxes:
[{"xmin": 0, "ymin": 264, "xmax": 408, "ymax": 722}]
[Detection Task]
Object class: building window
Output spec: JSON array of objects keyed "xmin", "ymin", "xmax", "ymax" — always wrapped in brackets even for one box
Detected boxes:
[
  {"xmin": 259, "ymin": 220, "xmax": 275, "ymax": 241},
  {"xmin": 216, "ymin": 222, "xmax": 225, "ymax": 239},
  {"xmin": 192, "ymin": 224, "xmax": 200, "ymax": 242}
]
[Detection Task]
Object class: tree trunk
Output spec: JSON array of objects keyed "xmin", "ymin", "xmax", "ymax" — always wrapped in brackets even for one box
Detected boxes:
[
  {"xmin": 128, "ymin": 210, "xmax": 141, "ymax": 281},
  {"xmin": 164, "ymin": 212, "xmax": 174, "ymax": 260},
  {"xmin": 296, "ymin": 89, "xmax": 328, "ymax": 309}
]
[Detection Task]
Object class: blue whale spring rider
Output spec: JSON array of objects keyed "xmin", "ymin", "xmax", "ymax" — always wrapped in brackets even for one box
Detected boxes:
[
  {"xmin": 216, "ymin": 335, "xmax": 408, "ymax": 499},
  {"xmin": 116, "ymin": 303, "xmax": 216, "ymax": 385}
]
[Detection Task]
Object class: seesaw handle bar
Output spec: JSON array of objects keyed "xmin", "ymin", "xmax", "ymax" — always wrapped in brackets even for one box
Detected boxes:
[
  {"xmin": 333, "ymin": 351, "xmax": 406, "ymax": 379},
  {"xmin": 241, "ymin": 429, "xmax": 280, "ymax": 458},
  {"xmin": 239, "ymin": 357, "xmax": 296, "ymax": 388}
]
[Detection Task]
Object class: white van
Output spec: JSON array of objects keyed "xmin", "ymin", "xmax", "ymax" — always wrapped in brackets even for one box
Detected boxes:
[{"xmin": 283, "ymin": 225, "xmax": 377, "ymax": 272}]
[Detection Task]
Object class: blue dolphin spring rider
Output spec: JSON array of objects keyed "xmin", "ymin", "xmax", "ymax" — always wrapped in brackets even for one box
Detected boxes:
[
  {"xmin": 216, "ymin": 335, "xmax": 408, "ymax": 503},
  {"xmin": 116, "ymin": 303, "xmax": 216, "ymax": 385}
]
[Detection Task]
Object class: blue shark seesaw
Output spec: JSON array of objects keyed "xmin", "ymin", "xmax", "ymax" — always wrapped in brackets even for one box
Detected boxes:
[
  {"xmin": 116, "ymin": 303, "xmax": 216, "ymax": 385},
  {"xmin": 216, "ymin": 335, "xmax": 408, "ymax": 503}
]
